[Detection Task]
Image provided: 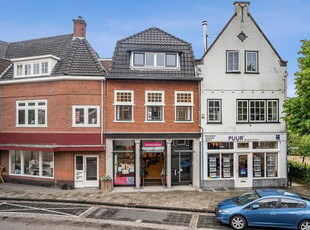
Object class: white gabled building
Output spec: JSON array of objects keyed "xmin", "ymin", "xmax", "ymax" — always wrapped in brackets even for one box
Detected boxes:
[{"xmin": 197, "ymin": 2, "xmax": 288, "ymax": 188}]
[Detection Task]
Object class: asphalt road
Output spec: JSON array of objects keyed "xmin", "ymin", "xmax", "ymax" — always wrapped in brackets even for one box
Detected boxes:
[{"xmin": 0, "ymin": 200, "xmax": 284, "ymax": 230}]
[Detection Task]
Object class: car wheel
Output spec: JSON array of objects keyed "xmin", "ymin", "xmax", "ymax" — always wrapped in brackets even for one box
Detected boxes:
[
  {"xmin": 299, "ymin": 220, "xmax": 310, "ymax": 230},
  {"xmin": 230, "ymin": 215, "xmax": 247, "ymax": 230}
]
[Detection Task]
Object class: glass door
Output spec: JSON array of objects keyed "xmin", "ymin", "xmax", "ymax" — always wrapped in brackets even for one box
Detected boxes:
[
  {"xmin": 74, "ymin": 155, "xmax": 99, "ymax": 188},
  {"xmin": 235, "ymin": 153, "xmax": 253, "ymax": 187},
  {"xmin": 171, "ymin": 152, "xmax": 192, "ymax": 185}
]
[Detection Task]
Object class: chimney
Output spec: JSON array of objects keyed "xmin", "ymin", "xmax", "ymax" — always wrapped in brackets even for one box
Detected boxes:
[
  {"xmin": 202, "ymin": 20, "xmax": 208, "ymax": 52},
  {"xmin": 73, "ymin": 16, "xmax": 87, "ymax": 38},
  {"xmin": 233, "ymin": 1, "xmax": 250, "ymax": 22}
]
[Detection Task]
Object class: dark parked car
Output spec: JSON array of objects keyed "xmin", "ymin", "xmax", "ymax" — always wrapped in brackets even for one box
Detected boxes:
[{"xmin": 216, "ymin": 189, "xmax": 310, "ymax": 230}]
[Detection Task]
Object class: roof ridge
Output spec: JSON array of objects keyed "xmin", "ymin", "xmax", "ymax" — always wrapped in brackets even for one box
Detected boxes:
[
  {"xmin": 8, "ymin": 33, "xmax": 73, "ymax": 45},
  {"xmin": 118, "ymin": 27, "xmax": 189, "ymax": 45},
  {"xmin": 64, "ymin": 39, "xmax": 78, "ymax": 75}
]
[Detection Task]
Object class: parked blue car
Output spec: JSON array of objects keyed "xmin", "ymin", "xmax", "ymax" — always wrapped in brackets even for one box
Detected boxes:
[{"xmin": 216, "ymin": 189, "xmax": 310, "ymax": 230}]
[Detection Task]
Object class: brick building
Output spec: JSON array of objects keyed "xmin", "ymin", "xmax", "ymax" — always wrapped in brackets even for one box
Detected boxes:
[
  {"xmin": 0, "ymin": 17, "xmax": 106, "ymax": 188},
  {"xmin": 105, "ymin": 28, "xmax": 202, "ymax": 189}
]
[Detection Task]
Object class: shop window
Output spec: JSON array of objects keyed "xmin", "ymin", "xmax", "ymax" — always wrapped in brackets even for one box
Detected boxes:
[
  {"xmin": 222, "ymin": 154, "xmax": 234, "ymax": 178},
  {"xmin": 266, "ymin": 153, "xmax": 278, "ymax": 177},
  {"xmin": 237, "ymin": 142, "xmax": 249, "ymax": 149},
  {"xmin": 72, "ymin": 106, "xmax": 100, "ymax": 127},
  {"xmin": 253, "ymin": 153, "xmax": 265, "ymax": 177},
  {"xmin": 113, "ymin": 140, "xmax": 135, "ymax": 186},
  {"xmin": 16, "ymin": 100, "xmax": 47, "ymax": 127},
  {"xmin": 145, "ymin": 91, "xmax": 164, "ymax": 122},
  {"xmin": 114, "ymin": 90, "xmax": 134, "ymax": 122},
  {"xmin": 175, "ymin": 91, "xmax": 193, "ymax": 122},
  {"xmin": 227, "ymin": 50, "xmax": 239, "ymax": 72},
  {"xmin": 207, "ymin": 142, "xmax": 234, "ymax": 150},
  {"xmin": 207, "ymin": 99, "xmax": 221, "ymax": 123},
  {"xmin": 208, "ymin": 154, "xmax": 220, "ymax": 178},
  {"xmin": 245, "ymin": 51, "xmax": 258, "ymax": 73},
  {"xmin": 10, "ymin": 150, "xmax": 54, "ymax": 178},
  {"xmin": 253, "ymin": 142, "xmax": 278, "ymax": 149},
  {"xmin": 208, "ymin": 153, "xmax": 234, "ymax": 179}
]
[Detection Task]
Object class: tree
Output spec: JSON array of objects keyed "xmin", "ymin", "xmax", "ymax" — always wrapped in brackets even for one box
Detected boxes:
[
  {"xmin": 284, "ymin": 40, "xmax": 310, "ymax": 157},
  {"xmin": 284, "ymin": 40, "xmax": 310, "ymax": 136}
]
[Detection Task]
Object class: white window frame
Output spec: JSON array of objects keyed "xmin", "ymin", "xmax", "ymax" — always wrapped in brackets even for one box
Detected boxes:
[
  {"xmin": 114, "ymin": 90, "xmax": 134, "ymax": 122},
  {"xmin": 9, "ymin": 150, "xmax": 54, "ymax": 179},
  {"xmin": 245, "ymin": 51, "xmax": 258, "ymax": 73},
  {"xmin": 72, "ymin": 105, "xmax": 100, "ymax": 127},
  {"xmin": 131, "ymin": 52, "xmax": 179, "ymax": 70},
  {"xmin": 267, "ymin": 100, "xmax": 278, "ymax": 122},
  {"xmin": 145, "ymin": 91, "xmax": 165, "ymax": 122},
  {"xmin": 227, "ymin": 50, "xmax": 239, "ymax": 72},
  {"xmin": 207, "ymin": 99, "xmax": 222, "ymax": 123},
  {"xmin": 14, "ymin": 60, "xmax": 51, "ymax": 78},
  {"xmin": 237, "ymin": 100, "xmax": 248, "ymax": 122},
  {"xmin": 249, "ymin": 100, "xmax": 266, "ymax": 122},
  {"xmin": 16, "ymin": 100, "xmax": 47, "ymax": 127},
  {"xmin": 174, "ymin": 91, "xmax": 194, "ymax": 123}
]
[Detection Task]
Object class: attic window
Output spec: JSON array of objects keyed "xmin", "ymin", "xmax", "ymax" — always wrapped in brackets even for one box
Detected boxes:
[{"xmin": 131, "ymin": 52, "xmax": 179, "ymax": 69}]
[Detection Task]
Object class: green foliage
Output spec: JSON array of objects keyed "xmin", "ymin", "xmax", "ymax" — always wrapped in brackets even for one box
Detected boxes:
[
  {"xmin": 288, "ymin": 133, "xmax": 310, "ymax": 156},
  {"xmin": 289, "ymin": 160, "xmax": 310, "ymax": 184},
  {"xmin": 101, "ymin": 175, "xmax": 112, "ymax": 181},
  {"xmin": 284, "ymin": 40, "xmax": 310, "ymax": 136}
]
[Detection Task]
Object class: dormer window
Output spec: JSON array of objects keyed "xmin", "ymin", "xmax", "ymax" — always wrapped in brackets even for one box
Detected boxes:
[
  {"xmin": 12, "ymin": 55, "xmax": 59, "ymax": 78},
  {"xmin": 131, "ymin": 52, "xmax": 179, "ymax": 69}
]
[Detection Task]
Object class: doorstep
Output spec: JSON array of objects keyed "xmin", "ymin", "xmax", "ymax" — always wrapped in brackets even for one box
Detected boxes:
[{"xmin": 111, "ymin": 185, "xmax": 199, "ymax": 193}]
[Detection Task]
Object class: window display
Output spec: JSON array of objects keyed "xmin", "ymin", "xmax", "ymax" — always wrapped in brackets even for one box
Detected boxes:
[
  {"xmin": 266, "ymin": 153, "xmax": 278, "ymax": 177},
  {"xmin": 207, "ymin": 142, "xmax": 233, "ymax": 150},
  {"xmin": 222, "ymin": 154, "xmax": 234, "ymax": 178},
  {"xmin": 253, "ymin": 153, "xmax": 264, "ymax": 177},
  {"xmin": 113, "ymin": 140, "xmax": 135, "ymax": 186},
  {"xmin": 208, "ymin": 154, "xmax": 220, "ymax": 178}
]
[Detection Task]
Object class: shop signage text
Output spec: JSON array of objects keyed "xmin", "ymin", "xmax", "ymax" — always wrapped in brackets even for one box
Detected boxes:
[
  {"xmin": 228, "ymin": 135, "xmax": 245, "ymax": 141},
  {"xmin": 143, "ymin": 142, "xmax": 163, "ymax": 147}
]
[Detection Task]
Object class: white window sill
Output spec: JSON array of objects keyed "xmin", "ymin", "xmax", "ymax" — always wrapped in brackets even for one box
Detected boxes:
[
  {"xmin": 174, "ymin": 121, "xmax": 194, "ymax": 123},
  {"xmin": 113, "ymin": 120, "xmax": 135, "ymax": 123},
  {"xmin": 72, "ymin": 124, "xmax": 100, "ymax": 127},
  {"xmin": 144, "ymin": 121, "xmax": 165, "ymax": 123},
  {"xmin": 9, "ymin": 173, "xmax": 54, "ymax": 179},
  {"xmin": 16, "ymin": 125, "xmax": 48, "ymax": 128}
]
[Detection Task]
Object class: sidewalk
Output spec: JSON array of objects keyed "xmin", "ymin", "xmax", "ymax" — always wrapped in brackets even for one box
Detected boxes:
[{"xmin": 0, "ymin": 183, "xmax": 309, "ymax": 213}]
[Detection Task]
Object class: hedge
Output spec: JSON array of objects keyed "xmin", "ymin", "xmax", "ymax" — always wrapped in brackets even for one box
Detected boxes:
[{"xmin": 288, "ymin": 160, "xmax": 310, "ymax": 184}]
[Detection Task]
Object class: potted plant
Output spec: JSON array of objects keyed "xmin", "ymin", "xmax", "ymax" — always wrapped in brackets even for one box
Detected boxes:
[{"xmin": 100, "ymin": 175, "xmax": 112, "ymax": 192}]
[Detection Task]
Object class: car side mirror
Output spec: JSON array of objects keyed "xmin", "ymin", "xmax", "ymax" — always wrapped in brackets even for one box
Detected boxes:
[{"xmin": 252, "ymin": 204, "xmax": 259, "ymax": 210}]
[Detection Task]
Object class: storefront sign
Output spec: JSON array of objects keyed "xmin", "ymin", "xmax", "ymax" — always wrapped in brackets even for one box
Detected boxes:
[
  {"xmin": 143, "ymin": 142, "xmax": 163, "ymax": 147},
  {"xmin": 228, "ymin": 135, "xmax": 245, "ymax": 141},
  {"xmin": 114, "ymin": 177, "xmax": 135, "ymax": 185}
]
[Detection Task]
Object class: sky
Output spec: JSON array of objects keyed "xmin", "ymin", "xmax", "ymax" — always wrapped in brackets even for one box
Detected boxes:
[{"xmin": 1, "ymin": 0, "xmax": 309, "ymax": 97}]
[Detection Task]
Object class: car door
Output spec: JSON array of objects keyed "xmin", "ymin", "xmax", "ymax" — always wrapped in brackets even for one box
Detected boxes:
[
  {"xmin": 246, "ymin": 198, "xmax": 279, "ymax": 227},
  {"xmin": 277, "ymin": 198, "xmax": 306, "ymax": 228}
]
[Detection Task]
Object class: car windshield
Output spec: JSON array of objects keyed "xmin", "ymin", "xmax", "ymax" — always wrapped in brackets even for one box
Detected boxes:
[{"xmin": 236, "ymin": 191, "xmax": 260, "ymax": 205}]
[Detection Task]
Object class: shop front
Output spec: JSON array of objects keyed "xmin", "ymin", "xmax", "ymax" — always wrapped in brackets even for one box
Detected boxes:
[
  {"xmin": 106, "ymin": 136, "xmax": 200, "ymax": 190},
  {"xmin": 203, "ymin": 133, "xmax": 287, "ymax": 188}
]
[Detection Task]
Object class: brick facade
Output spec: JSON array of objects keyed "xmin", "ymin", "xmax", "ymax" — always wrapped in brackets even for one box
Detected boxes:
[{"xmin": 105, "ymin": 80, "xmax": 200, "ymax": 133}]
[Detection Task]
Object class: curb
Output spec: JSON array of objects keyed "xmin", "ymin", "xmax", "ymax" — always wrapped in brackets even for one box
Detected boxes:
[{"xmin": 0, "ymin": 197, "xmax": 215, "ymax": 213}]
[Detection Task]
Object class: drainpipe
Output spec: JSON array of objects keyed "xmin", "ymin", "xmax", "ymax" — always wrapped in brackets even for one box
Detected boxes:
[
  {"xmin": 101, "ymin": 79, "xmax": 104, "ymax": 146},
  {"xmin": 199, "ymin": 125, "xmax": 204, "ymax": 189}
]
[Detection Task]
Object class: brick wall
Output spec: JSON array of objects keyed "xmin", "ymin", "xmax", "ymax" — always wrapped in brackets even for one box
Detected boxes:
[
  {"xmin": 105, "ymin": 80, "xmax": 200, "ymax": 133},
  {"xmin": 1, "ymin": 80, "xmax": 102, "ymax": 132}
]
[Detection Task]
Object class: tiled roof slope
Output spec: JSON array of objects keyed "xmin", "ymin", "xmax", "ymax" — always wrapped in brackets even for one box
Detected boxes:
[
  {"xmin": 0, "ymin": 41, "xmax": 8, "ymax": 58},
  {"xmin": 1, "ymin": 34, "xmax": 104, "ymax": 80},
  {"xmin": 108, "ymin": 27, "xmax": 198, "ymax": 81}
]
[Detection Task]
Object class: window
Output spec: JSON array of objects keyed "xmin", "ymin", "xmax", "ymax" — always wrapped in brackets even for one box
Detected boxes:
[
  {"xmin": 72, "ymin": 106, "xmax": 100, "ymax": 127},
  {"xmin": 145, "ymin": 91, "xmax": 164, "ymax": 122},
  {"xmin": 227, "ymin": 51, "xmax": 239, "ymax": 72},
  {"xmin": 253, "ymin": 142, "xmax": 278, "ymax": 149},
  {"xmin": 175, "ymin": 91, "xmax": 193, "ymax": 122},
  {"xmin": 114, "ymin": 90, "xmax": 134, "ymax": 122},
  {"xmin": 208, "ymin": 153, "xmax": 234, "ymax": 179},
  {"xmin": 280, "ymin": 199, "xmax": 306, "ymax": 209},
  {"xmin": 253, "ymin": 152, "xmax": 278, "ymax": 178},
  {"xmin": 207, "ymin": 142, "xmax": 234, "ymax": 150},
  {"xmin": 245, "ymin": 51, "xmax": 258, "ymax": 73},
  {"xmin": 14, "ymin": 61, "xmax": 50, "ymax": 78},
  {"xmin": 131, "ymin": 52, "xmax": 179, "ymax": 69},
  {"xmin": 10, "ymin": 150, "xmax": 54, "ymax": 178},
  {"xmin": 207, "ymin": 99, "xmax": 221, "ymax": 123},
  {"xmin": 253, "ymin": 153, "xmax": 265, "ymax": 177},
  {"xmin": 236, "ymin": 99, "xmax": 279, "ymax": 123},
  {"xmin": 267, "ymin": 100, "xmax": 278, "ymax": 122},
  {"xmin": 255, "ymin": 198, "xmax": 278, "ymax": 209},
  {"xmin": 16, "ymin": 100, "xmax": 47, "ymax": 127}
]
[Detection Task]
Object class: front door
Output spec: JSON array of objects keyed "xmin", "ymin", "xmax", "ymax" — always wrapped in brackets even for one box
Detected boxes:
[
  {"xmin": 75, "ymin": 155, "xmax": 99, "ymax": 188},
  {"xmin": 235, "ymin": 153, "xmax": 252, "ymax": 187},
  {"xmin": 172, "ymin": 151, "xmax": 192, "ymax": 185}
]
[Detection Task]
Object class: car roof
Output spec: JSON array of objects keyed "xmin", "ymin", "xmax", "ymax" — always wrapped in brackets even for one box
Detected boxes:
[{"xmin": 256, "ymin": 189, "xmax": 301, "ymax": 198}]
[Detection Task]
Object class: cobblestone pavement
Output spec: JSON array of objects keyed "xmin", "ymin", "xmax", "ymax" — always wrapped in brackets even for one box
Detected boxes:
[{"xmin": 0, "ymin": 183, "xmax": 309, "ymax": 212}]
